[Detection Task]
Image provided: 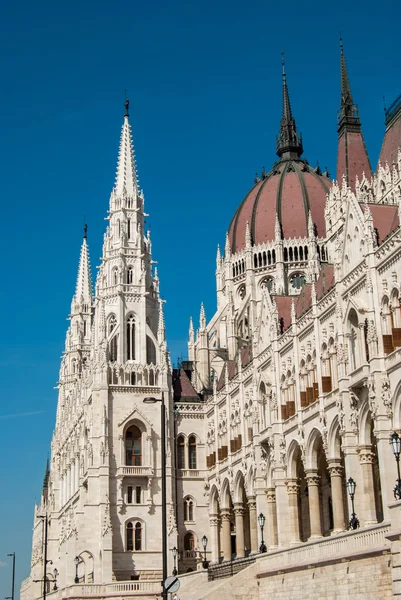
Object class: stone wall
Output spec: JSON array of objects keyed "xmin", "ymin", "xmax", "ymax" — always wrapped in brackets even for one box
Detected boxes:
[{"xmin": 258, "ymin": 554, "xmax": 392, "ymax": 600}]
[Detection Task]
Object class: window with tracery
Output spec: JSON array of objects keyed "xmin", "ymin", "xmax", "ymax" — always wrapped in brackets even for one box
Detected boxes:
[
  {"xmin": 126, "ymin": 521, "xmax": 142, "ymax": 551},
  {"xmin": 177, "ymin": 435, "xmax": 185, "ymax": 469},
  {"xmin": 109, "ymin": 315, "xmax": 118, "ymax": 362},
  {"xmin": 188, "ymin": 435, "xmax": 197, "ymax": 469},
  {"xmin": 184, "ymin": 497, "xmax": 194, "ymax": 521},
  {"xmin": 125, "ymin": 425, "xmax": 142, "ymax": 466},
  {"xmin": 127, "ymin": 315, "xmax": 136, "ymax": 360}
]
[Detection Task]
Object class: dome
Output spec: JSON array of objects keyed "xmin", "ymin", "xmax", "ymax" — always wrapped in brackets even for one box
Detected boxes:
[
  {"xmin": 228, "ymin": 59, "xmax": 332, "ymax": 254},
  {"xmin": 228, "ymin": 159, "xmax": 332, "ymax": 253}
]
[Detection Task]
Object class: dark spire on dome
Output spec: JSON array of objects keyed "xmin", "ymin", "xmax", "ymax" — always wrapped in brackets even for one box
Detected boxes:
[
  {"xmin": 338, "ymin": 38, "xmax": 360, "ymax": 130},
  {"xmin": 276, "ymin": 54, "xmax": 303, "ymax": 160}
]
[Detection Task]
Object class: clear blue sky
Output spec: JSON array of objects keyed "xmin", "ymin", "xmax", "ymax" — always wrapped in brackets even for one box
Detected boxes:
[{"xmin": 0, "ymin": 0, "xmax": 399, "ymax": 595}]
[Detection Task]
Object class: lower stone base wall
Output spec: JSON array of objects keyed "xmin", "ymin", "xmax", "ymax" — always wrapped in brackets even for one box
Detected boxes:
[{"xmin": 258, "ymin": 554, "xmax": 393, "ymax": 600}]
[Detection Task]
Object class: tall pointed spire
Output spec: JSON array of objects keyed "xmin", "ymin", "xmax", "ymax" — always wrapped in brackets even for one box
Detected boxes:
[
  {"xmin": 336, "ymin": 39, "xmax": 372, "ymax": 189},
  {"xmin": 74, "ymin": 225, "xmax": 92, "ymax": 305},
  {"xmin": 339, "ymin": 38, "xmax": 358, "ymax": 124},
  {"xmin": 276, "ymin": 53, "xmax": 303, "ymax": 160},
  {"xmin": 114, "ymin": 99, "xmax": 138, "ymax": 197}
]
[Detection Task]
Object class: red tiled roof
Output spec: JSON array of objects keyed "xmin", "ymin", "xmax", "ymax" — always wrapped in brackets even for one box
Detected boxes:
[
  {"xmin": 228, "ymin": 160, "xmax": 331, "ymax": 253},
  {"xmin": 173, "ymin": 368, "xmax": 199, "ymax": 400},
  {"xmin": 337, "ymin": 131, "xmax": 372, "ymax": 191},
  {"xmin": 273, "ymin": 296, "xmax": 293, "ymax": 331},
  {"xmin": 361, "ymin": 204, "xmax": 399, "ymax": 245},
  {"xmin": 378, "ymin": 109, "xmax": 401, "ymax": 169}
]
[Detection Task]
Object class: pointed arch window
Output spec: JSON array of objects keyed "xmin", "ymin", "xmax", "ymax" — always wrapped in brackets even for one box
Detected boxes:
[
  {"xmin": 125, "ymin": 425, "xmax": 142, "ymax": 466},
  {"xmin": 112, "ymin": 268, "xmax": 118, "ymax": 285},
  {"xmin": 126, "ymin": 521, "xmax": 142, "ymax": 551},
  {"xmin": 184, "ymin": 532, "xmax": 195, "ymax": 551},
  {"xmin": 184, "ymin": 497, "xmax": 194, "ymax": 521},
  {"xmin": 188, "ymin": 435, "xmax": 197, "ymax": 469},
  {"xmin": 109, "ymin": 316, "xmax": 118, "ymax": 362},
  {"xmin": 127, "ymin": 315, "xmax": 136, "ymax": 360},
  {"xmin": 127, "ymin": 267, "xmax": 133, "ymax": 284},
  {"xmin": 177, "ymin": 435, "xmax": 185, "ymax": 469},
  {"xmin": 127, "ymin": 218, "xmax": 131, "ymax": 240}
]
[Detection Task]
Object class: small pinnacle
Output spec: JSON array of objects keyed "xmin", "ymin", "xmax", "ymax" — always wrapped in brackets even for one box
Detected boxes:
[{"xmin": 124, "ymin": 97, "xmax": 129, "ymax": 118}]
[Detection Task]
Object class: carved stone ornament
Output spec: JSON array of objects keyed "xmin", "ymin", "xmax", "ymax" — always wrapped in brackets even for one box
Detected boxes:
[{"xmin": 381, "ymin": 373, "xmax": 392, "ymax": 420}]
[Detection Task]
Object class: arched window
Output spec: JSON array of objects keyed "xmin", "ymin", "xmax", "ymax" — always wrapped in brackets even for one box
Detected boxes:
[
  {"xmin": 109, "ymin": 316, "xmax": 118, "ymax": 362},
  {"xmin": 188, "ymin": 436, "xmax": 197, "ymax": 469},
  {"xmin": 127, "ymin": 267, "xmax": 133, "ymax": 284},
  {"xmin": 127, "ymin": 218, "xmax": 131, "ymax": 239},
  {"xmin": 184, "ymin": 497, "xmax": 194, "ymax": 521},
  {"xmin": 146, "ymin": 335, "xmax": 156, "ymax": 365},
  {"xmin": 177, "ymin": 435, "xmax": 185, "ymax": 469},
  {"xmin": 184, "ymin": 532, "xmax": 195, "ymax": 551},
  {"xmin": 126, "ymin": 522, "xmax": 142, "ymax": 551},
  {"xmin": 125, "ymin": 425, "xmax": 142, "ymax": 466},
  {"xmin": 127, "ymin": 315, "xmax": 136, "ymax": 360},
  {"xmin": 113, "ymin": 268, "xmax": 118, "ymax": 285}
]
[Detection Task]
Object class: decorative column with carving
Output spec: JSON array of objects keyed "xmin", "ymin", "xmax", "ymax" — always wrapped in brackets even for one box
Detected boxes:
[
  {"xmin": 247, "ymin": 497, "xmax": 258, "ymax": 553},
  {"xmin": 220, "ymin": 508, "xmax": 232, "ymax": 561},
  {"xmin": 234, "ymin": 503, "xmax": 245, "ymax": 558},
  {"xmin": 209, "ymin": 513, "xmax": 220, "ymax": 563},
  {"xmin": 265, "ymin": 488, "xmax": 278, "ymax": 549},
  {"xmin": 328, "ymin": 461, "xmax": 346, "ymax": 532},
  {"xmin": 286, "ymin": 479, "xmax": 301, "ymax": 544},
  {"xmin": 306, "ymin": 470, "xmax": 322, "ymax": 538},
  {"xmin": 358, "ymin": 446, "xmax": 378, "ymax": 525}
]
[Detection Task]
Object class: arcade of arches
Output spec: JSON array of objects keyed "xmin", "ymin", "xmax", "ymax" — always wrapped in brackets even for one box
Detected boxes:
[{"xmin": 207, "ymin": 426, "xmax": 384, "ymax": 561}]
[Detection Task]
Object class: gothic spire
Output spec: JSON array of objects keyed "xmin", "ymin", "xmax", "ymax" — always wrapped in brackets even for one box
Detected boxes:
[
  {"xmin": 276, "ymin": 54, "xmax": 303, "ymax": 160},
  {"xmin": 74, "ymin": 227, "xmax": 92, "ymax": 305},
  {"xmin": 336, "ymin": 39, "xmax": 372, "ymax": 188},
  {"xmin": 157, "ymin": 300, "xmax": 166, "ymax": 343},
  {"xmin": 114, "ymin": 99, "xmax": 139, "ymax": 197},
  {"xmin": 338, "ymin": 38, "xmax": 360, "ymax": 127}
]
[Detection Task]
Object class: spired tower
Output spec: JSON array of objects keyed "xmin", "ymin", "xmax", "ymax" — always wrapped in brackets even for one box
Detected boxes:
[{"xmin": 23, "ymin": 102, "xmax": 176, "ymax": 599}]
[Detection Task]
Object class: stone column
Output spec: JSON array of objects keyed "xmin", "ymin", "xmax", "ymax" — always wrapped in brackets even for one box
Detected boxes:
[
  {"xmin": 286, "ymin": 479, "xmax": 301, "ymax": 544},
  {"xmin": 209, "ymin": 513, "xmax": 220, "ymax": 563},
  {"xmin": 358, "ymin": 446, "xmax": 378, "ymax": 525},
  {"xmin": 234, "ymin": 503, "xmax": 245, "ymax": 558},
  {"xmin": 247, "ymin": 497, "xmax": 258, "ymax": 554},
  {"xmin": 306, "ymin": 470, "xmax": 322, "ymax": 539},
  {"xmin": 265, "ymin": 488, "xmax": 278, "ymax": 549},
  {"xmin": 328, "ymin": 461, "xmax": 346, "ymax": 532},
  {"xmin": 220, "ymin": 508, "xmax": 232, "ymax": 561}
]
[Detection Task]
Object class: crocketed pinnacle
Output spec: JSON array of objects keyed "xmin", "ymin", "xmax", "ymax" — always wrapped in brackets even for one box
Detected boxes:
[
  {"xmin": 74, "ymin": 229, "xmax": 92, "ymax": 304},
  {"xmin": 276, "ymin": 54, "xmax": 303, "ymax": 160},
  {"xmin": 157, "ymin": 300, "xmax": 166, "ymax": 343},
  {"xmin": 338, "ymin": 38, "xmax": 360, "ymax": 127},
  {"xmin": 189, "ymin": 317, "xmax": 195, "ymax": 344},
  {"xmin": 114, "ymin": 101, "xmax": 138, "ymax": 196},
  {"xmin": 200, "ymin": 303, "xmax": 206, "ymax": 330}
]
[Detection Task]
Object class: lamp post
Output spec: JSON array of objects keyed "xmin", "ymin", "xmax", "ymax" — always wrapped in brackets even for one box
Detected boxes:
[
  {"xmin": 346, "ymin": 477, "xmax": 359, "ymax": 530},
  {"xmin": 74, "ymin": 556, "xmax": 80, "ymax": 584},
  {"xmin": 390, "ymin": 432, "xmax": 401, "ymax": 500},
  {"xmin": 171, "ymin": 546, "xmax": 178, "ymax": 577},
  {"xmin": 201, "ymin": 535, "xmax": 208, "ymax": 569},
  {"xmin": 53, "ymin": 568, "xmax": 58, "ymax": 591},
  {"xmin": 5, "ymin": 552, "xmax": 15, "ymax": 600},
  {"xmin": 257, "ymin": 513, "xmax": 267, "ymax": 553},
  {"xmin": 143, "ymin": 392, "xmax": 167, "ymax": 600}
]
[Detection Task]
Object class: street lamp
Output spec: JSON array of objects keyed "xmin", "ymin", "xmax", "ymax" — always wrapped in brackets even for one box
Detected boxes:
[
  {"xmin": 390, "ymin": 432, "xmax": 401, "ymax": 500},
  {"xmin": 201, "ymin": 535, "xmax": 208, "ymax": 569},
  {"xmin": 74, "ymin": 556, "xmax": 80, "ymax": 584},
  {"xmin": 171, "ymin": 546, "xmax": 178, "ymax": 576},
  {"xmin": 53, "ymin": 569, "xmax": 58, "ymax": 591},
  {"xmin": 6, "ymin": 552, "xmax": 15, "ymax": 600},
  {"xmin": 346, "ymin": 477, "xmax": 360, "ymax": 530},
  {"xmin": 143, "ymin": 392, "xmax": 167, "ymax": 600},
  {"xmin": 257, "ymin": 513, "xmax": 267, "ymax": 553}
]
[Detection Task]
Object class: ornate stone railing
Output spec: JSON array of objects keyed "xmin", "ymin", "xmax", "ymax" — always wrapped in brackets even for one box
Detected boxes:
[
  {"xmin": 117, "ymin": 466, "xmax": 153, "ymax": 477},
  {"xmin": 178, "ymin": 469, "xmax": 202, "ymax": 478},
  {"xmin": 208, "ymin": 555, "xmax": 256, "ymax": 581},
  {"xmin": 257, "ymin": 523, "xmax": 390, "ymax": 574},
  {"xmin": 53, "ymin": 580, "xmax": 161, "ymax": 597}
]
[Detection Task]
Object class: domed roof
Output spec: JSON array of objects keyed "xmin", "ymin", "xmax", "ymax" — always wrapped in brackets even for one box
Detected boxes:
[
  {"xmin": 228, "ymin": 59, "xmax": 332, "ymax": 254},
  {"xmin": 228, "ymin": 159, "xmax": 332, "ymax": 253}
]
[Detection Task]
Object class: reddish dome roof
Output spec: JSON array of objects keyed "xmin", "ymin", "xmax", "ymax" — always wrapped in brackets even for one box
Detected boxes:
[
  {"xmin": 228, "ymin": 58, "xmax": 333, "ymax": 253},
  {"xmin": 228, "ymin": 160, "xmax": 332, "ymax": 253}
]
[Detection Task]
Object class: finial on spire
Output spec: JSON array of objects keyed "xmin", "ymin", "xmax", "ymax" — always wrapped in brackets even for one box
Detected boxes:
[
  {"xmin": 124, "ymin": 90, "xmax": 129, "ymax": 118},
  {"xmin": 338, "ymin": 37, "xmax": 359, "ymax": 126},
  {"xmin": 276, "ymin": 53, "xmax": 303, "ymax": 160},
  {"xmin": 83, "ymin": 220, "xmax": 88, "ymax": 239}
]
